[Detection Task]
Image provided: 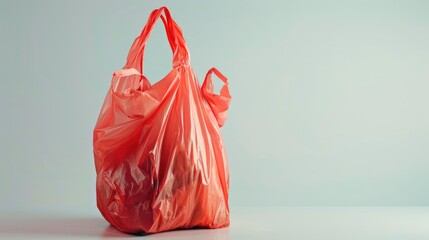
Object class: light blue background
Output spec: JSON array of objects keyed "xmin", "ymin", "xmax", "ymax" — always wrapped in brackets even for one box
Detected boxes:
[{"xmin": 1, "ymin": 0, "xmax": 428, "ymax": 215}]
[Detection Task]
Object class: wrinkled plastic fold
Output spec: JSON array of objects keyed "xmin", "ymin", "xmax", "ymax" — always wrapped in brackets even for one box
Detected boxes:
[{"xmin": 93, "ymin": 6, "xmax": 231, "ymax": 234}]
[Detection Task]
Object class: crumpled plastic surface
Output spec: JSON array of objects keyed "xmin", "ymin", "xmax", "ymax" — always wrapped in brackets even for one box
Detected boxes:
[{"xmin": 93, "ymin": 6, "xmax": 231, "ymax": 234}]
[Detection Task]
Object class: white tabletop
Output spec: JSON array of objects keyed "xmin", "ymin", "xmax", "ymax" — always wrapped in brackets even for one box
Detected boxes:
[{"xmin": 1, "ymin": 207, "xmax": 429, "ymax": 239}]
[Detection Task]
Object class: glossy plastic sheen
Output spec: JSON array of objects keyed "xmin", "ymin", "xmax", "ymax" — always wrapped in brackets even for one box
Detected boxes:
[{"xmin": 93, "ymin": 6, "xmax": 231, "ymax": 234}]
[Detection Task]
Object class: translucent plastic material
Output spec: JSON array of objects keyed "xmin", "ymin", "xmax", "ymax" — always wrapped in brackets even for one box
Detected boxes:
[{"xmin": 93, "ymin": 6, "xmax": 231, "ymax": 234}]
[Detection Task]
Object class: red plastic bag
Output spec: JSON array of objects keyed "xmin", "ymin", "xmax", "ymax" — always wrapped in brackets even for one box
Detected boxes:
[{"xmin": 93, "ymin": 6, "xmax": 231, "ymax": 234}]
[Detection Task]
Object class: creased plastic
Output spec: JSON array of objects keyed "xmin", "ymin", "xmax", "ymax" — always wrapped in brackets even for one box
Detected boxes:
[{"xmin": 93, "ymin": 6, "xmax": 231, "ymax": 234}]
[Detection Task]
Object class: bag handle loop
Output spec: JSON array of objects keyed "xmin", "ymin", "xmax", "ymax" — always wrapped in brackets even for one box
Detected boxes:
[
  {"xmin": 124, "ymin": 6, "xmax": 189, "ymax": 74},
  {"xmin": 202, "ymin": 68, "xmax": 231, "ymax": 127}
]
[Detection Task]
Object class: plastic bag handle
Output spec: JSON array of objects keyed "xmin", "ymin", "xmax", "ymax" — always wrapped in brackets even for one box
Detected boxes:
[
  {"xmin": 124, "ymin": 6, "xmax": 189, "ymax": 74},
  {"xmin": 202, "ymin": 68, "xmax": 231, "ymax": 127}
]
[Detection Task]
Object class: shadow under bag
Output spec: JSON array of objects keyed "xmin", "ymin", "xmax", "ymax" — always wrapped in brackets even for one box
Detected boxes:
[{"xmin": 93, "ymin": 6, "xmax": 232, "ymax": 234}]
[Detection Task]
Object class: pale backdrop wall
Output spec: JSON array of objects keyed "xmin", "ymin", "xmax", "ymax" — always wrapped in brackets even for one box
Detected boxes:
[{"xmin": 1, "ymin": 0, "xmax": 428, "ymax": 214}]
